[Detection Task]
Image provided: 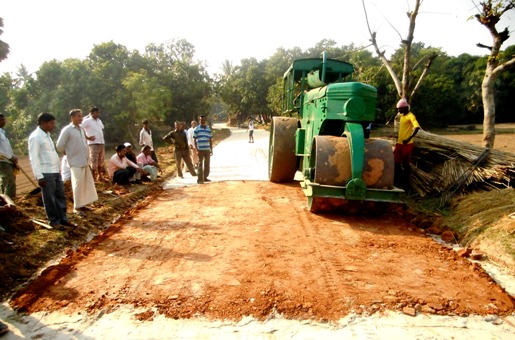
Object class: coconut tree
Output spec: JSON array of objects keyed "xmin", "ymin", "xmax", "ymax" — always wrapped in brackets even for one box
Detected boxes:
[
  {"xmin": 474, "ymin": 0, "xmax": 515, "ymax": 148},
  {"xmin": 0, "ymin": 18, "xmax": 9, "ymax": 62}
]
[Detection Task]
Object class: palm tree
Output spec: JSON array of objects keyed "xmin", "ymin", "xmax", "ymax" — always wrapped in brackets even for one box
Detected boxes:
[
  {"xmin": 0, "ymin": 18, "xmax": 10, "ymax": 62},
  {"xmin": 221, "ymin": 60, "xmax": 235, "ymax": 76}
]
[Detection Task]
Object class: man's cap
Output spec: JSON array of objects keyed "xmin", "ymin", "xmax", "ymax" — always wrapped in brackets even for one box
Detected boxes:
[
  {"xmin": 396, "ymin": 98, "xmax": 410, "ymax": 109},
  {"xmin": 124, "ymin": 142, "xmax": 132, "ymax": 147}
]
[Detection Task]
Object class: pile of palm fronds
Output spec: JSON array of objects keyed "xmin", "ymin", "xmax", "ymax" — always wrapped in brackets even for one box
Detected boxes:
[{"xmin": 408, "ymin": 130, "xmax": 515, "ymax": 197}]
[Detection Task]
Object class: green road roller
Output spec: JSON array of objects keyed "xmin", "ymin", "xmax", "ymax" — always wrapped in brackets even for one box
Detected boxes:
[{"xmin": 268, "ymin": 53, "xmax": 403, "ymax": 213}]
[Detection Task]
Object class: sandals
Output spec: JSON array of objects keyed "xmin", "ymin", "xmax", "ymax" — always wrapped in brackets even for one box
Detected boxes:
[{"xmin": 0, "ymin": 321, "xmax": 9, "ymax": 335}]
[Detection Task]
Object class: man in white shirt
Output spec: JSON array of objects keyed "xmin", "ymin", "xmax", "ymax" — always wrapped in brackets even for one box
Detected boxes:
[
  {"xmin": 187, "ymin": 120, "xmax": 199, "ymax": 168},
  {"xmin": 0, "ymin": 114, "xmax": 18, "ymax": 199},
  {"xmin": 139, "ymin": 119, "xmax": 158, "ymax": 164},
  {"xmin": 28, "ymin": 113, "xmax": 76, "ymax": 230},
  {"xmin": 81, "ymin": 106, "xmax": 107, "ymax": 182},
  {"xmin": 57, "ymin": 109, "xmax": 98, "ymax": 214},
  {"xmin": 108, "ymin": 144, "xmax": 142, "ymax": 185}
]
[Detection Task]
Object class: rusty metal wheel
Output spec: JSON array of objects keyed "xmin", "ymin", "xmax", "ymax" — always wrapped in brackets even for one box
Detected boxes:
[
  {"xmin": 268, "ymin": 117, "xmax": 298, "ymax": 182},
  {"xmin": 308, "ymin": 196, "xmax": 389, "ymax": 215},
  {"xmin": 310, "ymin": 136, "xmax": 394, "ymax": 188}
]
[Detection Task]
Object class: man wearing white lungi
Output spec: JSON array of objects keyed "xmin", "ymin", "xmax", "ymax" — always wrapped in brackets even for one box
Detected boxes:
[{"xmin": 57, "ymin": 109, "xmax": 98, "ymax": 214}]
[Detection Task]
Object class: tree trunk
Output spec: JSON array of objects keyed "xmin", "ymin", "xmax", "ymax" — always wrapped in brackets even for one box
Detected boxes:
[
  {"xmin": 475, "ymin": 0, "xmax": 515, "ymax": 148},
  {"xmin": 481, "ymin": 68, "xmax": 496, "ymax": 148}
]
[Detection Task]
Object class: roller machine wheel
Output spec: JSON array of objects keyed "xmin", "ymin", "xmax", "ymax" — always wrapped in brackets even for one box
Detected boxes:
[{"xmin": 268, "ymin": 117, "xmax": 298, "ymax": 182}]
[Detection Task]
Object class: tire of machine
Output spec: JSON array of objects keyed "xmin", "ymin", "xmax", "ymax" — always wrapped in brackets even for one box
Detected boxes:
[{"xmin": 269, "ymin": 117, "xmax": 298, "ymax": 182}]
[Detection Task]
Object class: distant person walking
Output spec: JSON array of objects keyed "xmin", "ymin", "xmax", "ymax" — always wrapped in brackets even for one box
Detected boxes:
[
  {"xmin": 247, "ymin": 117, "xmax": 255, "ymax": 143},
  {"xmin": 163, "ymin": 121, "xmax": 197, "ymax": 179},
  {"xmin": 139, "ymin": 119, "xmax": 158, "ymax": 164},
  {"xmin": 82, "ymin": 106, "xmax": 107, "ymax": 182},
  {"xmin": 56, "ymin": 109, "xmax": 98, "ymax": 214},
  {"xmin": 28, "ymin": 113, "xmax": 76, "ymax": 230},
  {"xmin": 0, "ymin": 114, "xmax": 18, "ymax": 199},
  {"xmin": 193, "ymin": 115, "xmax": 213, "ymax": 184},
  {"xmin": 393, "ymin": 98, "xmax": 420, "ymax": 189}
]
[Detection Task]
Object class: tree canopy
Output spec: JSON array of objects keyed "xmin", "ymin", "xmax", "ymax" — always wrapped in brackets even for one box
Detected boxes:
[{"xmin": 0, "ymin": 37, "xmax": 513, "ymax": 154}]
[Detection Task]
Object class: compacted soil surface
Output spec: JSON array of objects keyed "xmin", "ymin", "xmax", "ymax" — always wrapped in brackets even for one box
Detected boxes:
[
  {"xmin": 2, "ymin": 125, "xmax": 514, "ymax": 338},
  {"xmin": 9, "ymin": 180, "xmax": 515, "ymax": 321}
]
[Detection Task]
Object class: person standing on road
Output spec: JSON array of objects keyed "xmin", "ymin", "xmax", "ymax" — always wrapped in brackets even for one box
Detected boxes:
[
  {"xmin": 28, "ymin": 113, "xmax": 77, "ymax": 230},
  {"xmin": 56, "ymin": 109, "xmax": 98, "ymax": 215},
  {"xmin": 187, "ymin": 120, "xmax": 199, "ymax": 169},
  {"xmin": 139, "ymin": 119, "xmax": 158, "ymax": 164},
  {"xmin": 393, "ymin": 98, "xmax": 420, "ymax": 189},
  {"xmin": 193, "ymin": 115, "xmax": 213, "ymax": 184},
  {"xmin": 0, "ymin": 114, "xmax": 19, "ymax": 199},
  {"xmin": 247, "ymin": 117, "xmax": 255, "ymax": 143},
  {"xmin": 81, "ymin": 105, "xmax": 107, "ymax": 182},
  {"xmin": 163, "ymin": 121, "xmax": 197, "ymax": 179}
]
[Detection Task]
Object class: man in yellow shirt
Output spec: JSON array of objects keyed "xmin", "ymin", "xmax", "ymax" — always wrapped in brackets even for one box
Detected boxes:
[{"xmin": 394, "ymin": 98, "xmax": 420, "ymax": 189}]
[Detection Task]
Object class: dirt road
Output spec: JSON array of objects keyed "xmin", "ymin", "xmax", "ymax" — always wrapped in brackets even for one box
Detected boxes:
[{"xmin": 3, "ymin": 126, "xmax": 515, "ymax": 338}]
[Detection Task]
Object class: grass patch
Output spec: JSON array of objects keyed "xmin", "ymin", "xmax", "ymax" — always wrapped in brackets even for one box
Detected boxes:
[{"xmin": 439, "ymin": 188, "xmax": 515, "ymax": 263}]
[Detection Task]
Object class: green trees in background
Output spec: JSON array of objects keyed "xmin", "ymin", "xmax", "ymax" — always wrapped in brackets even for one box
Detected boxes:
[
  {"xmin": 0, "ymin": 39, "xmax": 212, "ymax": 153},
  {"xmin": 0, "ymin": 35, "xmax": 514, "ymax": 155},
  {"xmin": 0, "ymin": 18, "xmax": 8, "ymax": 62}
]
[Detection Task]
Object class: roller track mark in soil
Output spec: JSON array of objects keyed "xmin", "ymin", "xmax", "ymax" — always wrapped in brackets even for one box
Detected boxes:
[{"xmin": 293, "ymin": 204, "xmax": 345, "ymax": 313}]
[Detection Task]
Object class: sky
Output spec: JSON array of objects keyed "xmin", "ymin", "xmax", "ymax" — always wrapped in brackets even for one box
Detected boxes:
[{"xmin": 1, "ymin": 0, "xmax": 514, "ymax": 76}]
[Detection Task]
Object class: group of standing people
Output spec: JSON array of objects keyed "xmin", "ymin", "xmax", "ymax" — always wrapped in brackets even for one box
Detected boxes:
[
  {"xmin": 0, "ymin": 104, "xmax": 163, "ymax": 231},
  {"xmin": 163, "ymin": 115, "xmax": 212, "ymax": 184},
  {"xmin": 0, "ymin": 106, "xmax": 214, "ymax": 231},
  {"xmin": 27, "ymin": 106, "xmax": 111, "ymax": 229}
]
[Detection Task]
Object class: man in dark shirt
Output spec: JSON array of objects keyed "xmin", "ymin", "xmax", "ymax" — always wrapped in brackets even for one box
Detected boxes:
[
  {"xmin": 163, "ymin": 121, "xmax": 197, "ymax": 178},
  {"xmin": 124, "ymin": 142, "xmax": 138, "ymax": 164}
]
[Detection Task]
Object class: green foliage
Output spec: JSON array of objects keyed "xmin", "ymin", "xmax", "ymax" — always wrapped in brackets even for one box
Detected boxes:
[
  {"xmin": 1, "ymin": 37, "xmax": 514, "ymax": 155},
  {"xmin": 413, "ymin": 74, "xmax": 463, "ymax": 127},
  {"xmin": 0, "ymin": 18, "xmax": 9, "ymax": 63}
]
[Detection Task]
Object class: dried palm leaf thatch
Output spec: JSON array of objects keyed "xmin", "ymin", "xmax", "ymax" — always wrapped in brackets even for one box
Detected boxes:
[
  {"xmin": 408, "ymin": 164, "xmax": 438, "ymax": 197},
  {"xmin": 410, "ymin": 130, "xmax": 515, "ymax": 196},
  {"xmin": 442, "ymin": 188, "xmax": 515, "ymax": 244}
]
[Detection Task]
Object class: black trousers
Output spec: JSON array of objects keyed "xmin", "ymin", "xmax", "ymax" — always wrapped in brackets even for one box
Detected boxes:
[{"xmin": 113, "ymin": 167, "xmax": 137, "ymax": 184}]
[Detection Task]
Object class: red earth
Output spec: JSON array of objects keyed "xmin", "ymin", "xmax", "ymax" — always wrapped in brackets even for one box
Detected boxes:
[
  {"xmin": 10, "ymin": 180, "xmax": 515, "ymax": 321},
  {"xmin": 4, "ymin": 125, "xmax": 515, "ymax": 327}
]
